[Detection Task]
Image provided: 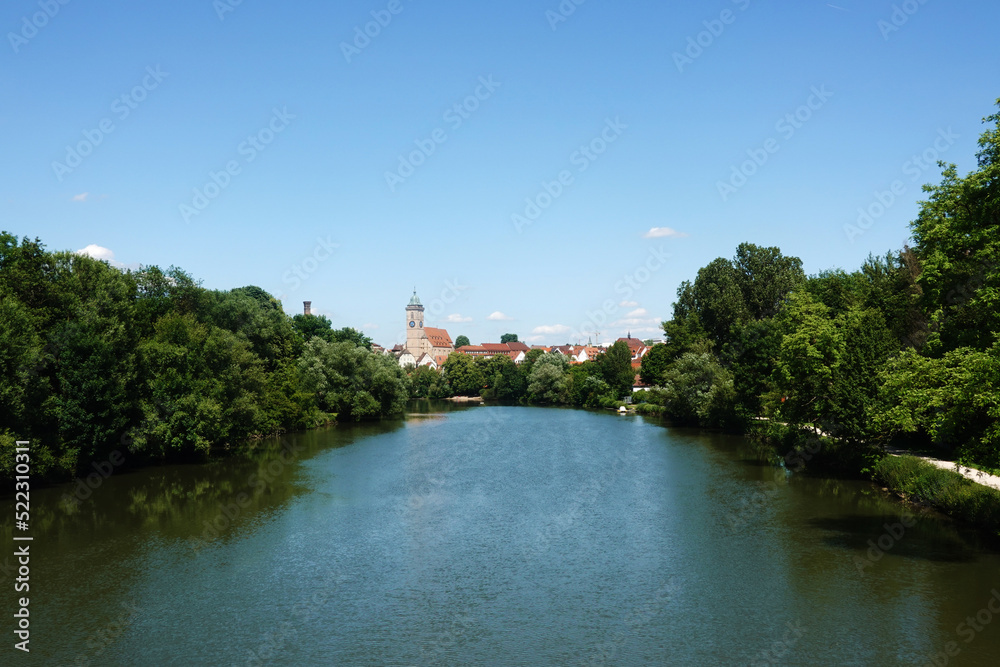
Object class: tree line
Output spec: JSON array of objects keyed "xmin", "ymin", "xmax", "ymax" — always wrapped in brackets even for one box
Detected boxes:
[
  {"xmin": 407, "ymin": 340, "xmax": 637, "ymax": 409},
  {"xmin": 635, "ymin": 101, "xmax": 1000, "ymax": 474},
  {"xmin": 0, "ymin": 246, "xmax": 408, "ymax": 483}
]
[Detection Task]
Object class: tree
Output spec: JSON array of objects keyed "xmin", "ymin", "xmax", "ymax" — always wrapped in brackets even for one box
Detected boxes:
[
  {"xmin": 298, "ymin": 339, "xmax": 407, "ymax": 421},
  {"xmin": 527, "ymin": 352, "xmax": 571, "ymax": 404},
  {"xmin": 292, "ymin": 313, "xmax": 334, "ymax": 343},
  {"xmin": 875, "ymin": 342, "xmax": 1000, "ymax": 468},
  {"xmin": 661, "ymin": 352, "xmax": 737, "ymax": 428},
  {"xmin": 910, "ymin": 100, "xmax": 1000, "ymax": 354},
  {"xmin": 662, "ymin": 244, "xmax": 804, "ymax": 354},
  {"xmin": 766, "ymin": 292, "xmax": 844, "ymax": 431},
  {"xmin": 639, "ymin": 344, "xmax": 671, "ymax": 386},
  {"xmin": 478, "ymin": 354, "xmax": 524, "ymax": 400},
  {"xmin": 408, "ymin": 365, "xmax": 440, "ymax": 398},
  {"xmin": 330, "ymin": 327, "xmax": 372, "ymax": 350},
  {"xmin": 442, "ymin": 352, "xmax": 484, "ymax": 396},
  {"xmin": 500, "ymin": 333, "xmax": 519, "ymax": 344},
  {"xmin": 454, "ymin": 335, "xmax": 471, "ymax": 348},
  {"xmin": 601, "ymin": 341, "xmax": 635, "ymax": 398}
]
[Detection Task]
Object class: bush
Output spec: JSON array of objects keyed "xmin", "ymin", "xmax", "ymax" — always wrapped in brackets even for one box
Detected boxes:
[{"xmin": 873, "ymin": 455, "xmax": 1000, "ymax": 535}]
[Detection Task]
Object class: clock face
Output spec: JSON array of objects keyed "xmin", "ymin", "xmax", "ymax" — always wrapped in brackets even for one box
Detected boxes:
[{"xmin": 409, "ymin": 321, "xmax": 415, "ymax": 328}]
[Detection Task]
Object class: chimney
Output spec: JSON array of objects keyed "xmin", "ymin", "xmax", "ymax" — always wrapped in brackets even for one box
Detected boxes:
[{"xmin": 303, "ymin": 301, "xmax": 312, "ymax": 316}]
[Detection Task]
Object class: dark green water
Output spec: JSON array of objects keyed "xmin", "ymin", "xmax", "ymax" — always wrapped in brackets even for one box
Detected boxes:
[{"xmin": 4, "ymin": 405, "xmax": 1000, "ymax": 665}]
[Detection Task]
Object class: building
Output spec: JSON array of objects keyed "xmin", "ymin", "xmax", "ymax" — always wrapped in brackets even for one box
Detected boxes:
[
  {"xmin": 400, "ymin": 289, "xmax": 454, "ymax": 367},
  {"xmin": 455, "ymin": 341, "xmax": 530, "ymax": 364},
  {"xmin": 617, "ymin": 334, "xmax": 650, "ymax": 362}
]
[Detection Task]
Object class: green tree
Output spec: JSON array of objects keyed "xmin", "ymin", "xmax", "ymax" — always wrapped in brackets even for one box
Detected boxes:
[
  {"xmin": 601, "ymin": 341, "xmax": 635, "ymax": 398},
  {"xmin": 527, "ymin": 352, "xmax": 571, "ymax": 404},
  {"xmin": 298, "ymin": 339, "xmax": 407, "ymax": 421},
  {"xmin": 910, "ymin": 101, "xmax": 1000, "ymax": 354},
  {"xmin": 639, "ymin": 343, "xmax": 671, "ymax": 386},
  {"xmin": 766, "ymin": 292, "xmax": 844, "ymax": 431},
  {"xmin": 500, "ymin": 333, "xmax": 518, "ymax": 344},
  {"xmin": 454, "ymin": 335, "xmax": 471, "ymax": 348},
  {"xmin": 875, "ymin": 343, "xmax": 1000, "ymax": 468},
  {"xmin": 661, "ymin": 352, "xmax": 737, "ymax": 427},
  {"xmin": 292, "ymin": 313, "xmax": 335, "ymax": 343},
  {"xmin": 442, "ymin": 352, "xmax": 484, "ymax": 396},
  {"xmin": 408, "ymin": 365, "xmax": 440, "ymax": 398}
]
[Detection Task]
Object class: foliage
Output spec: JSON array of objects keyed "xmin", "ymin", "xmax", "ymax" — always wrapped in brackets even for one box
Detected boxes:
[
  {"xmin": 660, "ymin": 352, "xmax": 738, "ymax": 428},
  {"xmin": 873, "ymin": 456, "xmax": 1000, "ymax": 535},
  {"xmin": 454, "ymin": 335, "xmax": 471, "ymax": 348},
  {"xmin": 0, "ymin": 232, "xmax": 393, "ymax": 483},
  {"xmin": 298, "ymin": 339, "xmax": 407, "ymax": 421},
  {"xmin": 527, "ymin": 352, "xmax": 571, "ymax": 404},
  {"xmin": 500, "ymin": 333, "xmax": 519, "ymax": 344},
  {"xmin": 600, "ymin": 341, "xmax": 635, "ymax": 398},
  {"xmin": 639, "ymin": 343, "xmax": 671, "ymax": 386},
  {"xmin": 875, "ymin": 344, "xmax": 1000, "ymax": 468},
  {"xmin": 442, "ymin": 352, "xmax": 484, "ymax": 396}
]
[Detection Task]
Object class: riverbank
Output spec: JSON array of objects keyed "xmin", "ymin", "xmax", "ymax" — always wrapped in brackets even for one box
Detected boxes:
[{"xmin": 754, "ymin": 422, "xmax": 1000, "ymax": 537}]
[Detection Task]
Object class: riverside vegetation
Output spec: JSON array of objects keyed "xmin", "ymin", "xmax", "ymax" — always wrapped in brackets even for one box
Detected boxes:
[{"xmin": 2, "ymin": 102, "xmax": 998, "ymax": 535}]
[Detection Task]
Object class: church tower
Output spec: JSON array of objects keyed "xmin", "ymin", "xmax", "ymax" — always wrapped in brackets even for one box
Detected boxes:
[{"xmin": 405, "ymin": 289, "xmax": 425, "ymax": 355}]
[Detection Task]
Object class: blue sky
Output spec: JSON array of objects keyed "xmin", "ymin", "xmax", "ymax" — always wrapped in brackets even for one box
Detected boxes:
[{"xmin": 2, "ymin": 0, "xmax": 998, "ymax": 348}]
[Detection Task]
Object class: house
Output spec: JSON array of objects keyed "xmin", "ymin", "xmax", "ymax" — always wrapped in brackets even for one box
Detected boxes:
[
  {"xmin": 415, "ymin": 353, "xmax": 438, "ymax": 370},
  {"xmin": 617, "ymin": 335, "xmax": 650, "ymax": 362}
]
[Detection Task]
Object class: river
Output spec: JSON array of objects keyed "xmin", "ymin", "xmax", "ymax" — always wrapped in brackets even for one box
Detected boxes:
[{"xmin": 4, "ymin": 404, "xmax": 1000, "ymax": 665}]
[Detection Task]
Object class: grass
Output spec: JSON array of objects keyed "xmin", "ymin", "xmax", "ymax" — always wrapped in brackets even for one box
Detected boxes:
[{"xmin": 873, "ymin": 455, "xmax": 1000, "ymax": 535}]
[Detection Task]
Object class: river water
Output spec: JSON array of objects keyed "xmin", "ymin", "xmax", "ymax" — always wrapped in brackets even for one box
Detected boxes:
[{"xmin": 4, "ymin": 404, "xmax": 1000, "ymax": 665}]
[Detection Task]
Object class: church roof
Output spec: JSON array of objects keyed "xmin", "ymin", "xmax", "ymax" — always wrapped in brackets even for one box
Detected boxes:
[
  {"xmin": 424, "ymin": 327, "xmax": 453, "ymax": 348},
  {"xmin": 408, "ymin": 290, "xmax": 422, "ymax": 306}
]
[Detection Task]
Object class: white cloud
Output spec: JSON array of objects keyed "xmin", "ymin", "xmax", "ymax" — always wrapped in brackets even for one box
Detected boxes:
[
  {"xmin": 487, "ymin": 311, "xmax": 514, "ymax": 321},
  {"xmin": 532, "ymin": 324, "xmax": 571, "ymax": 335},
  {"xmin": 619, "ymin": 300, "xmax": 639, "ymax": 308},
  {"xmin": 626, "ymin": 308, "xmax": 648, "ymax": 318},
  {"xmin": 525, "ymin": 335, "xmax": 546, "ymax": 343},
  {"xmin": 76, "ymin": 244, "xmax": 116, "ymax": 262},
  {"xmin": 643, "ymin": 227, "xmax": 689, "ymax": 239},
  {"xmin": 71, "ymin": 192, "xmax": 89, "ymax": 202},
  {"xmin": 446, "ymin": 314, "xmax": 473, "ymax": 323}
]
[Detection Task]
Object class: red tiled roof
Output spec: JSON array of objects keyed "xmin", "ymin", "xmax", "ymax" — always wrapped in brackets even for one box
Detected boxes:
[
  {"xmin": 619, "ymin": 337, "xmax": 646, "ymax": 350},
  {"xmin": 425, "ymin": 327, "xmax": 453, "ymax": 348},
  {"xmin": 506, "ymin": 341, "xmax": 529, "ymax": 351}
]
